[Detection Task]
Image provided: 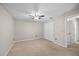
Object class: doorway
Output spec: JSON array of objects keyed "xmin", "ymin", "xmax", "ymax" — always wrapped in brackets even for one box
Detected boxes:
[{"xmin": 66, "ymin": 15, "xmax": 79, "ymax": 48}]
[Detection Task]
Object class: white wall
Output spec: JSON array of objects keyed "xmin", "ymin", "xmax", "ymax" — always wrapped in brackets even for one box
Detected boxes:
[
  {"xmin": 44, "ymin": 17, "xmax": 66, "ymax": 47},
  {"xmin": 15, "ymin": 21, "xmax": 44, "ymax": 41},
  {"xmin": 53, "ymin": 16, "xmax": 66, "ymax": 47},
  {"xmin": 44, "ymin": 20, "xmax": 54, "ymax": 42},
  {"xmin": 0, "ymin": 5, "xmax": 15, "ymax": 55}
]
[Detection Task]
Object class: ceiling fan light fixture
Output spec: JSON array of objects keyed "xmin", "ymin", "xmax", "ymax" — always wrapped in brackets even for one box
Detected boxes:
[{"xmin": 34, "ymin": 16, "xmax": 39, "ymax": 20}]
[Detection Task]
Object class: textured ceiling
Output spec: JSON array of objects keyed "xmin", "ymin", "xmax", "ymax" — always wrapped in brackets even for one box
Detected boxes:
[{"xmin": 2, "ymin": 3, "xmax": 78, "ymax": 21}]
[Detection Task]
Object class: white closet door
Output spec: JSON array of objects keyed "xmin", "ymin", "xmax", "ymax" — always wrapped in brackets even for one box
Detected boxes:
[
  {"xmin": 44, "ymin": 21, "xmax": 54, "ymax": 42},
  {"xmin": 66, "ymin": 18, "xmax": 75, "ymax": 47}
]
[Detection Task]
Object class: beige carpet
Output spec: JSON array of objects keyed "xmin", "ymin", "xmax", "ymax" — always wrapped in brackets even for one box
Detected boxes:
[
  {"xmin": 7, "ymin": 39, "xmax": 79, "ymax": 56},
  {"xmin": 70, "ymin": 43, "xmax": 79, "ymax": 49}
]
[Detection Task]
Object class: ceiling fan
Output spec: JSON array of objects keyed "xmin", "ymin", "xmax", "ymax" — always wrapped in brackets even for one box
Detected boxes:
[
  {"xmin": 29, "ymin": 11, "xmax": 45, "ymax": 20},
  {"xmin": 28, "ymin": 4, "xmax": 45, "ymax": 20}
]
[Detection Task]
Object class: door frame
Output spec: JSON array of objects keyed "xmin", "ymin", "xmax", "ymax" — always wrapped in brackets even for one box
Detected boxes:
[{"xmin": 65, "ymin": 14, "xmax": 79, "ymax": 48}]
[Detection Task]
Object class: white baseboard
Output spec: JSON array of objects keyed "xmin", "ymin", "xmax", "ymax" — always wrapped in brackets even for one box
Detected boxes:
[
  {"xmin": 4, "ymin": 38, "xmax": 43, "ymax": 56},
  {"xmin": 53, "ymin": 41, "xmax": 67, "ymax": 48},
  {"xmin": 3, "ymin": 38, "xmax": 67, "ymax": 56},
  {"xmin": 4, "ymin": 41, "xmax": 14, "ymax": 56},
  {"xmin": 75, "ymin": 41, "xmax": 79, "ymax": 44},
  {"xmin": 41, "ymin": 38, "xmax": 67, "ymax": 48},
  {"xmin": 14, "ymin": 37, "xmax": 43, "ymax": 43}
]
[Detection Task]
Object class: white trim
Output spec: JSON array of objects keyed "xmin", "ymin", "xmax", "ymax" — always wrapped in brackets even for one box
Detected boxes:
[
  {"xmin": 75, "ymin": 41, "xmax": 79, "ymax": 44},
  {"xmin": 45, "ymin": 38, "xmax": 67, "ymax": 48},
  {"xmin": 65, "ymin": 17, "xmax": 68, "ymax": 48},
  {"xmin": 54, "ymin": 41, "xmax": 67, "ymax": 48},
  {"xmin": 4, "ymin": 41, "xmax": 15, "ymax": 56},
  {"xmin": 4, "ymin": 38, "xmax": 43, "ymax": 55},
  {"xmin": 14, "ymin": 38, "xmax": 43, "ymax": 43}
]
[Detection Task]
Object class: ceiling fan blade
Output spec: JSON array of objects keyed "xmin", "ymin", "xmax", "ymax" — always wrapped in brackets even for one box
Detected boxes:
[{"xmin": 39, "ymin": 15, "xmax": 45, "ymax": 17}]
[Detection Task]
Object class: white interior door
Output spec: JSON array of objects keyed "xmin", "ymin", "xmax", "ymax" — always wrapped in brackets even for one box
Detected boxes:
[
  {"xmin": 48, "ymin": 22, "xmax": 54, "ymax": 41},
  {"xmin": 44, "ymin": 21, "xmax": 54, "ymax": 42},
  {"xmin": 66, "ymin": 20, "xmax": 71, "ymax": 46},
  {"xmin": 66, "ymin": 18, "xmax": 75, "ymax": 47}
]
